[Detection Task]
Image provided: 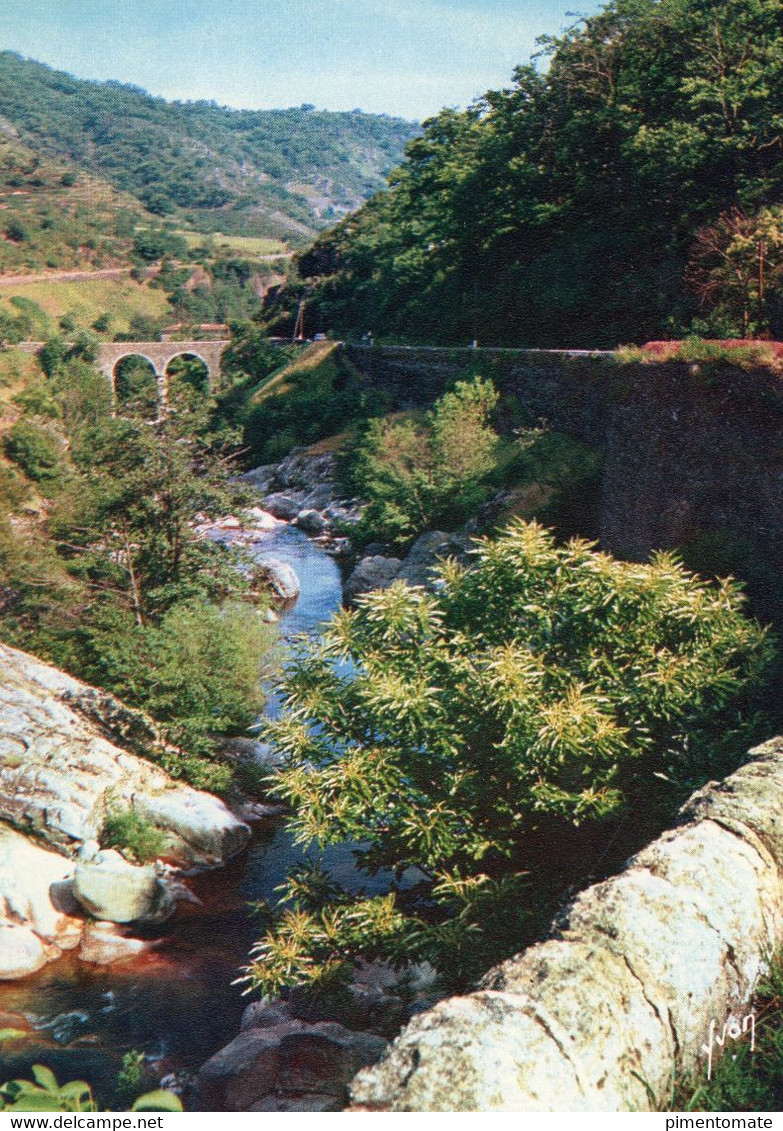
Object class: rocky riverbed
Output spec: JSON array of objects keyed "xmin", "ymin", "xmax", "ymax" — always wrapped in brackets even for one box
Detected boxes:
[{"xmin": 0, "ymin": 449, "xmax": 476, "ymax": 1108}]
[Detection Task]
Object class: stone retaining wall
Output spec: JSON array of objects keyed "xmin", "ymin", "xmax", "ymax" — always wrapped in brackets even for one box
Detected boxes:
[
  {"xmin": 344, "ymin": 346, "xmax": 783, "ymax": 625},
  {"xmin": 349, "ymin": 738, "xmax": 783, "ymax": 1112}
]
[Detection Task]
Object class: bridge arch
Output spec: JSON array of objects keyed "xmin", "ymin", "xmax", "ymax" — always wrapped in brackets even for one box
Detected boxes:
[
  {"xmin": 166, "ymin": 352, "xmax": 211, "ymax": 409},
  {"xmin": 95, "ymin": 339, "xmax": 230, "ymax": 413},
  {"xmin": 112, "ymin": 354, "xmax": 162, "ymax": 420}
]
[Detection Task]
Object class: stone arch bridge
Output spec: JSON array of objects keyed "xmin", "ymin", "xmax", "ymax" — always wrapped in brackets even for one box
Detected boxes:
[
  {"xmin": 14, "ymin": 339, "xmax": 231, "ymax": 412},
  {"xmin": 96, "ymin": 340, "xmax": 230, "ymax": 407}
]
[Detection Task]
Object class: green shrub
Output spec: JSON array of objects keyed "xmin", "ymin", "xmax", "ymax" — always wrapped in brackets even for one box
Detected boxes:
[
  {"xmin": 102, "ymin": 809, "xmax": 167, "ymax": 863},
  {"xmin": 3, "ymin": 420, "xmax": 64, "ymax": 486},
  {"xmin": 0, "ymin": 1063, "xmax": 183, "ymax": 1113},
  {"xmin": 242, "ymin": 522, "xmax": 775, "ymax": 995},
  {"xmin": 350, "ymin": 376, "xmax": 501, "ymax": 545}
]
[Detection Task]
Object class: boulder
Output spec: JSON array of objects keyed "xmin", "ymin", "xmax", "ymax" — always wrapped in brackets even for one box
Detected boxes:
[
  {"xmin": 0, "ymin": 822, "xmax": 84, "ymax": 978},
  {"xmin": 241, "ymin": 1000, "xmax": 293, "ymax": 1031},
  {"xmin": 239, "ymin": 465, "xmax": 277, "ymax": 494},
  {"xmin": 251, "ymin": 558, "xmax": 301, "ymax": 608},
  {"xmin": 133, "ymin": 791, "xmax": 250, "ymax": 868},
  {"xmin": 0, "ymin": 823, "xmax": 81, "ymax": 943},
  {"xmin": 72, "ymin": 850, "xmax": 175, "ymax": 925},
  {"xmin": 263, "ymin": 493, "xmax": 300, "ymax": 521},
  {"xmin": 0, "ymin": 923, "xmax": 50, "ymax": 979},
  {"xmin": 198, "ymin": 1024, "xmax": 296, "ymax": 1111},
  {"xmin": 286, "ymin": 983, "xmax": 406, "ymax": 1038},
  {"xmin": 274, "ymin": 450, "xmax": 337, "ymax": 492},
  {"xmin": 343, "ymin": 556, "xmax": 402, "ymax": 604},
  {"xmin": 249, "ymin": 1093, "xmax": 343, "ymax": 1112},
  {"xmin": 278, "ymin": 1024, "xmax": 388, "ymax": 1096},
  {"xmin": 349, "ymin": 740, "xmax": 783, "ymax": 1111},
  {"xmin": 199, "ymin": 1019, "xmax": 388, "ymax": 1112},
  {"xmin": 245, "ymin": 507, "xmax": 281, "ymax": 532},
  {"xmin": 396, "ymin": 531, "xmax": 473, "ymax": 589},
  {"xmin": 78, "ymin": 921, "xmax": 157, "ymax": 965},
  {"xmin": 294, "ymin": 508, "xmax": 328, "ymax": 535},
  {"xmin": 299, "ymin": 484, "xmax": 334, "ymax": 511},
  {"xmin": 0, "ymin": 641, "xmax": 251, "ymax": 867}
]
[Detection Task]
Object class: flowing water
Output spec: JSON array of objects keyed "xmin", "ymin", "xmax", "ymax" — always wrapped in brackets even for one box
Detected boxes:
[{"xmin": 0, "ymin": 524, "xmax": 352, "ymax": 1102}]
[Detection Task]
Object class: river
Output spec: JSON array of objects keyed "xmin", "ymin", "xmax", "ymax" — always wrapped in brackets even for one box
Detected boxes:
[{"xmin": 0, "ymin": 524, "xmax": 350, "ymax": 1104}]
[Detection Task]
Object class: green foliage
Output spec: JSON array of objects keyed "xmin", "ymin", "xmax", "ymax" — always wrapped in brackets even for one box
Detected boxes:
[
  {"xmin": 244, "ymin": 522, "xmax": 775, "ymax": 993},
  {"xmin": 132, "ymin": 227, "xmax": 187, "ymax": 263},
  {"xmin": 350, "ymin": 376, "xmax": 500, "ymax": 545},
  {"xmin": 0, "ymin": 1062, "xmax": 183, "ymax": 1113},
  {"xmin": 102, "ymin": 809, "xmax": 167, "ymax": 864},
  {"xmin": 38, "ymin": 336, "xmax": 69, "ymax": 378},
  {"xmin": 0, "ymin": 352, "xmax": 277, "ymax": 790},
  {"xmin": 3, "ymin": 419, "xmax": 64, "ymax": 487},
  {"xmin": 90, "ymin": 601, "xmax": 273, "ymax": 761},
  {"xmin": 239, "ymin": 339, "xmax": 390, "ymax": 463},
  {"xmin": 0, "ymin": 51, "xmax": 417, "ymax": 244},
  {"xmin": 0, "ymin": 1065, "xmax": 97, "ymax": 1113},
  {"xmin": 287, "ymin": 0, "xmax": 781, "ymax": 346},
  {"xmin": 114, "ymin": 1051, "xmax": 155, "ymax": 1110},
  {"xmin": 114, "ymin": 356, "xmax": 159, "ymax": 419},
  {"xmin": 0, "ymin": 129, "xmax": 152, "ymax": 275}
]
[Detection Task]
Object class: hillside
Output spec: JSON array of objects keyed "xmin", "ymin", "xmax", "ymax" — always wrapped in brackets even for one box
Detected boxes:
[
  {"xmin": 275, "ymin": 0, "xmax": 781, "ymax": 346},
  {"xmin": 0, "ymin": 52, "xmax": 419, "ymax": 245},
  {"xmin": 0, "ymin": 123, "xmax": 154, "ymax": 274}
]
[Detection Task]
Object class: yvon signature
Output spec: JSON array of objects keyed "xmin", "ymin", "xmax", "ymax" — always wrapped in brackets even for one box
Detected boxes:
[{"xmin": 702, "ymin": 1012, "xmax": 756, "ymax": 1080}]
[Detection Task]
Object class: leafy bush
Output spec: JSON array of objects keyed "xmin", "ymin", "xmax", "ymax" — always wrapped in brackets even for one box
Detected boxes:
[
  {"xmin": 0, "ymin": 1064, "xmax": 182, "ymax": 1113},
  {"xmin": 241, "ymin": 340, "xmax": 389, "ymax": 463},
  {"xmin": 243, "ymin": 522, "xmax": 775, "ymax": 994},
  {"xmin": 349, "ymin": 376, "xmax": 500, "ymax": 545},
  {"xmin": 102, "ymin": 809, "xmax": 167, "ymax": 863},
  {"xmin": 3, "ymin": 420, "xmax": 64, "ymax": 486},
  {"xmin": 89, "ymin": 600, "xmax": 274, "ymax": 764}
]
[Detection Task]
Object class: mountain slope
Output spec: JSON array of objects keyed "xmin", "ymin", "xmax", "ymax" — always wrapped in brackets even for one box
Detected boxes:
[
  {"xmin": 0, "ymin": 119, "xmax": 157, "ymax": 274},
  {"xmin": 0, "ymin": 52, "xmax": 419, "ymax": 244}
]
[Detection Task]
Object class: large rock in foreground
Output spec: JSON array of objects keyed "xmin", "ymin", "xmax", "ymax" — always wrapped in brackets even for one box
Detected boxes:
[
  {"xmin": 0, "ymin": 641, "xmax": 252, "ymax": 977},
  {"xmin": 199, "ymin": 1019, "xmax": 388, "ymax": 1112},
  {"xmin": 72, "ymin": 850, "xmax": 175, "ymax": 925},
  {"xmin": 0, "ymin": 642, "xmax": 250, "ymax": 867},
  {"xmin": 0, "ymin": 822, "xmax": 83, "ymax": 978},
  {"xmin": 349, "ymin": 738, "xmax": 783, "ymax": 1111}
]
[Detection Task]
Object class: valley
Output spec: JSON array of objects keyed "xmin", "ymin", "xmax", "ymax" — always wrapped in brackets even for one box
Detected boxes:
[{"xmin": 0, "ymin": 0, "xmax": 781, "ymax": 1114}]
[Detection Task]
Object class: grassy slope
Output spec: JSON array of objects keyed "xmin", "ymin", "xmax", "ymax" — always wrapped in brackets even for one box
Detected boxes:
[
  {"xmin": 0, "ymin": 277, "xmax": 170, "ymax": 336},
  {"xmin": 0, "ymin": 128, "xmax": 155, "ymax": 274},
  {"xmin": 251, "ymin": 340, "xmax": 340, "ymax": 402},
  {"xmin": 174, "ymin": 231, "xmax": 289, "ymax": 257}
]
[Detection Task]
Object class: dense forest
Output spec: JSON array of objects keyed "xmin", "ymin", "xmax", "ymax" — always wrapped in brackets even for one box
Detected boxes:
[
  {"xmin": 272, "ymin": 0, "xmax": 782, "ymax": 346},
  {"xmin": 0, "ymin": 52, "xmax": 419, "ymax": 244}
]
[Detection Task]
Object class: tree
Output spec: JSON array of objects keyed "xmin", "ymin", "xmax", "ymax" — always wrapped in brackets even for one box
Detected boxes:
[
  {"xmin": 283, "ymin": 0, "xmax": 781, "ymax": 347},
  {"xmin": 244, "ymin": 522, "xmax": 774, "ymax": 994},
  {"xmin": 686, "ymin": 206, "xmax": 782, "ymax": 335},
  {"xmin": 351, "ymin": 376, "xmax": 500, "ymax": 545}
]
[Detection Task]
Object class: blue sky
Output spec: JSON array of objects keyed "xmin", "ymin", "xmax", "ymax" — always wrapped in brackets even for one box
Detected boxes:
[{"xmin": 0, "ymin": 1, "xmax": 601, "ymax": 120}]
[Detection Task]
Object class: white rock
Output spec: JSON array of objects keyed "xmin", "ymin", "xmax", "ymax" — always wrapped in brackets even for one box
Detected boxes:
[
  {"xmin": 0, "ymin": 641, "xmax": 250, "ymax": 867},
  {"xmin": 78, "ymin": 921, "xmax": 157, "ymax": 965},
  {"xmin": 73, "ymin": 851, "xmax": 175, "ymax": 925},
  {"xmin": 0, "ymin": 922, "xmax": 49, "ymax": 979}
]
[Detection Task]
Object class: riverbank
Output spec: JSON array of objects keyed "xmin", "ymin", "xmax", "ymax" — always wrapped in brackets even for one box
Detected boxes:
[{"xmin": 0, "ymin": 522, "xmax": 346, "ymax": 1108}]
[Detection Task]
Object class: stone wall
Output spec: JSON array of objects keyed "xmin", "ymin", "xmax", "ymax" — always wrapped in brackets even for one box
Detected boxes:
[
  {"xmin": 349, "ymin": 738, "xmax": 783, "ymax": 1111},
  {"xmin": 344, "ymin": 346, "xmax": 783, "ymax": 618}
]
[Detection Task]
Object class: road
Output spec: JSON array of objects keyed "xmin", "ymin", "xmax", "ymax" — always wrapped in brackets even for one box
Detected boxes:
[{"xmin": 0, "ymin": 267, "xmax": 133, "ymax": 287}]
